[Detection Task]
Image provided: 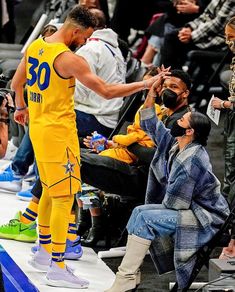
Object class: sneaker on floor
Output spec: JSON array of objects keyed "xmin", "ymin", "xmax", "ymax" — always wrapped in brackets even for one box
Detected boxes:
[
  {"xmin": 0, "ymin": 211, "xmax": 37, "ymax": 242},
  {"xmin": 3, "ymin": 140, "xmax": 18, "ymax": 160},
  {"xmin": 16, "ymin": 187, "xmax": 33, "ymax": 201},
  {"xmin": 28, "ymin": 246, "xmax": 51, "ymax": 272},
  {"xmin": 64, "ymin": 236, "xmax": 83, "ymax": 259},
  {"xmin": 24, "ymin": 164, "xmax": 36, "ymax": 182},
  {"xmin": 31, "ymin": 236, "xmax": 83, "ymax": 260},
  {"xmin": 0, "ymin": 166, "xmax": 23, "ymax": 192},
  {"xmin": 46, "ymin": 261, "xmax": 89, "ymax": 288}
]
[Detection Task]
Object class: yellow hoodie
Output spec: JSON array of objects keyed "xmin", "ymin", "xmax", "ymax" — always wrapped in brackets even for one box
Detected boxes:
[{"xmin": 99, "ymin": 104, "xmax": 162, "ymax": 164}]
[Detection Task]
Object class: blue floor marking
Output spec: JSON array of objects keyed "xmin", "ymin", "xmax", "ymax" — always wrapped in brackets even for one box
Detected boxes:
[{"xmin": 0, "ymin": 244, "xmax": 39, "ymax": 291}]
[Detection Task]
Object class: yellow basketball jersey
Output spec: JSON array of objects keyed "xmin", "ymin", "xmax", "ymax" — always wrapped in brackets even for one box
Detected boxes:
[{"xmin": 26, "ymin": 38, "xmax": 79, "ymax": 162}]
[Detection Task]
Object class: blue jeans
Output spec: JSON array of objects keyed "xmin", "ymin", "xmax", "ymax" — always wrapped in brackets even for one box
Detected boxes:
[
  {"xmin": 75, "ymin": 110, "xmax": 113, "ymax": 138},
  {"xmin": 126, "ymin": 204, "xmax": 178, "ymax": 241},
  {"xmin": 12, "ymin": 128, "xmax": 34, "ymax": 176}
]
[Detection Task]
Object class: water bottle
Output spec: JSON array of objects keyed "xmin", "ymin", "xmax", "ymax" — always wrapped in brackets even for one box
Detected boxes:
[{"xmin": 90, "ymin": 131, "xmax": 107, "ymax": 152}]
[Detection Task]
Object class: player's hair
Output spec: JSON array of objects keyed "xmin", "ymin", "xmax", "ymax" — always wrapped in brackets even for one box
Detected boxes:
[{"xmin": 66, "ymin": 5, "xmax": 97, "ymax": 29}]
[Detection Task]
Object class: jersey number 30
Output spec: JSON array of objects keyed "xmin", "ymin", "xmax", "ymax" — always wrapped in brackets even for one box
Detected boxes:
[{"xmin": 27, "ymin": 56, "xmax": 50, "ymax": 90}]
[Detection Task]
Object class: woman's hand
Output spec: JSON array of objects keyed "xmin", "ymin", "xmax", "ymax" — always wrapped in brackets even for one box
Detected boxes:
[
  {"xmin": 211, "ymin": 97, "xmax": 232, "ymax": 110},
  {"xmin": 211, "ymin": 97, "xmax": 223, "ymax": 109}
]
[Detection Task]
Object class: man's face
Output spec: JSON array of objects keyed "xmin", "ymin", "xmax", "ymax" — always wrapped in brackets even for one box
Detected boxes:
[
  {"xmin": 70, "ymin": 27, "xmax": 94, "ymax": 51},
  {"xmin": 161, "ymin": 76, "xmax": 187, "ymax": 96},
  {"xmin": 161, "ymin": 76, "xmax": 188, "ymax": 107}
]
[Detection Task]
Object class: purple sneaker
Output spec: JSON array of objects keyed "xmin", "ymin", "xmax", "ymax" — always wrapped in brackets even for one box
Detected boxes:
[
  {"xmin": 46, "ymin": 261, "xmax": 89, "ymax": 288},
  {"xmin": 31, "ymin": 236, "xmax": 83, "ymax": 260},
  {"xmin": 28, "ymin": 246, "xmax": 51, "ymax": 271},
  {"xmin": 65, "ymin": 236, "xmax": 83, "ymax": 259}
]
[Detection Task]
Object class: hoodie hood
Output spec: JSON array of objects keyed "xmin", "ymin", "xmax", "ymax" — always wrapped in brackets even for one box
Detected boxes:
[{"xmin": 89, "ymin": 28, "xmax": 119, "ymax": 48}]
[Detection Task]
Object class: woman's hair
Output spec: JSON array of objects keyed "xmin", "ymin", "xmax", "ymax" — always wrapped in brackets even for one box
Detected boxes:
[
  {"xmin": 189, "ymin": 112, "xmax": 211, "ymax": 146},
  {"xmin": 226, "ymin": 16, "xmax": 235, "ymax": 30}
]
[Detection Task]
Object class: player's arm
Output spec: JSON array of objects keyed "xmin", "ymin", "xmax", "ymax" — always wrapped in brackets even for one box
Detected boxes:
[
  {"xmin": 56, "ymin": 52, "xmax": 159, "ymax": 99},
  {"xmin": 11, "ymin": 56, "xmax": 29, "ymax": 125}
]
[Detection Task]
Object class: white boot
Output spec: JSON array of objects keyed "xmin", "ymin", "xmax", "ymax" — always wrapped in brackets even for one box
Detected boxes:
[{"xmin": 105, "ymin": 235, "xmax": 151, "ymax": 292}]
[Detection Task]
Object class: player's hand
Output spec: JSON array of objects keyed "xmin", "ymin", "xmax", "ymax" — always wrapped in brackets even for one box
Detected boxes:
[
  {"xmin": 14, "ymin": 108, "xmax": 29, "ymax": 125},
  {"xmin": 145, "ymin": 69, "xmax": 171, "ymax": 90}
]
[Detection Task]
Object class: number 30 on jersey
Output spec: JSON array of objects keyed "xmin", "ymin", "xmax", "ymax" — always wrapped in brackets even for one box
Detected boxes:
[{"xmin": 27, "ymin": 56, "xmax": 50, "ymax": 90}]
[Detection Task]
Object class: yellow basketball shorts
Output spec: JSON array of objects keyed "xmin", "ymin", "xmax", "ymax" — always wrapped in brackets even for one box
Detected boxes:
[{"xmin": 37, "ymin": 148, "xmax": 81, "ymax": 197}]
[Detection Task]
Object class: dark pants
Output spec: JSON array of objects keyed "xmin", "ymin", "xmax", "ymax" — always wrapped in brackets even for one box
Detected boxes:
[
  {"xmin": 75, "ymin": 110, "xmax": 113, "ymax": 138},
  {"xmin": 160, "ymin": 29, "xmax": 196, "ymax": 69},
  {"xmin": 222, "ymin": 110, "xmax": 235, "ymax": 239},
  {"xmin": 159, "ymin": 29, "xmax": 225, "ymax": 69},
  {"xmin": 111, "ymin": 0, "xmax": 171, "ymax": 42},
  {"xmin": 12, "ymin": 128, "xmax": 34, "ymax": 176},
  {"xmin": 223, "ymin": 110, "xmax": 235, "ymax": 203}
]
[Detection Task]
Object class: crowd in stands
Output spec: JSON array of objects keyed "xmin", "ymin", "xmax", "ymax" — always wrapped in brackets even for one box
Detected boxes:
[{"xmin": 0, "ymin": 0, "xmax": 234, "ymax": 290}]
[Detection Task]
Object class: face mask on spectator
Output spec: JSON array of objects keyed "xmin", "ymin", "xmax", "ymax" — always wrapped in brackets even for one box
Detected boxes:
[
  {"xmin": 161, "ymin": 89, "xmax": 185, "ymax": 109},
  {"xmin": 170, "ymin": 120, "xmax": 189, "ymax": 137}
]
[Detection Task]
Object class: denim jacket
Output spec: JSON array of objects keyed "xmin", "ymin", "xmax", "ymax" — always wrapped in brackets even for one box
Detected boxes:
[{"xmin": 140, "ymin": 107, "xmax": 230, "ymax": 289}]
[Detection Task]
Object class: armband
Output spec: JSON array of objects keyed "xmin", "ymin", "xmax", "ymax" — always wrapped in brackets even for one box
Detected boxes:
[{"xmin": 16, "ymin": 106, "xmax": 27, "ymax": 111}]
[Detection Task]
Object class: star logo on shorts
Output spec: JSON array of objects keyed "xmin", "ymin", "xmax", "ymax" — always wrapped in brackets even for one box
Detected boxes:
[
  {"xmin": 39, "ymin": 48, "xmax": 44, "ymax": 56},
  {"xmin": 63, "ymin": 160, "xmax": 75, "ymax": 174}
]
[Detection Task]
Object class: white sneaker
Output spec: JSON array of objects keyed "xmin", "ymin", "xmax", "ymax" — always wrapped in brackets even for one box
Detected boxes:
[
  {"xmin": 28, "ymin": 246, "xmax": 51, "ymax": 272},
  {"xmin": 46, "ymin": 261, "xmax": 89, "ymax": 288},
  {"xmin": 3, "ymin": 140, "xmax": 18, "ymax": 161}
]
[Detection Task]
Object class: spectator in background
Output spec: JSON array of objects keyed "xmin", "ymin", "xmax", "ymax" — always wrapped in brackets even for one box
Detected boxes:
[
  {"xmin": 110, "ymin": 0, "xmax": 171, "ymax": 43},
  {"xmin": 140, "ymin": 0, "xmax": 210, "ymax": 68},
  {"xmin": 74, "ymin": 8, "xmax": 127, "ymax": 138},
  {"xmin": 79, "ymin": 0, "xmax": 110, "ymax": 25},
  {"xmin": 212, "ymin": 16, "xmax": 235, "ymax": 260},
  {"xmin": 160, "ymin": 0, "xmax": 235, "ymax": 69},
  {"xmin": 0, "ymin": 0, "xmax": 17, "ymax": 43}
]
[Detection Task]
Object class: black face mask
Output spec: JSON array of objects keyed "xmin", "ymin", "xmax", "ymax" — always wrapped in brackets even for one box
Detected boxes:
[
  {"xmin": 170, "ymin": 121, "xmax": 188, "ymax": 137},
  {"xmin": 161, "ymin": 89, "xmax": 185, "ymax": 109}
]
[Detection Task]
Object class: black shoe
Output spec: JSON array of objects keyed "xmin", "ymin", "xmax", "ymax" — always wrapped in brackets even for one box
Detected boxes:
[
  {"xmin": 81, "ymin": 226, "xmax": 104, "ymax": 247},
  {"xmin": 77, "ymin": 208, "xmax": 91, "ymax": 237}
]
